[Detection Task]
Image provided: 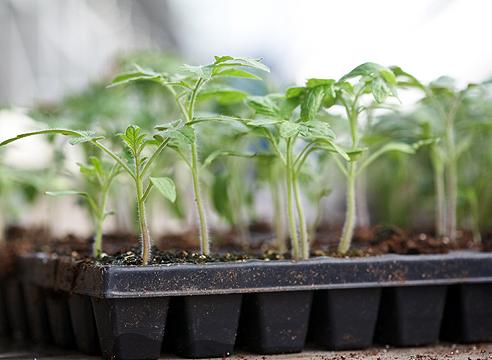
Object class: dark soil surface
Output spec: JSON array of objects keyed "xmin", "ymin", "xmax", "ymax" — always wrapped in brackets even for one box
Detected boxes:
[
  {"xmin": 3, "ymin": 223, "xmax": 492, "ymax": 266},
  {"xmin": 88, "ymin": 224, "xmax": 491, "ymax": 266}
]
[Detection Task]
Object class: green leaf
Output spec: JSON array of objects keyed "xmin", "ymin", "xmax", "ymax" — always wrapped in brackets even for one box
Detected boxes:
[
  {"xmin": 212, "ymin": 56, "xmax": 270, "ymax": 73},
  {"xmin": 202, "ymin": 150, "xmax": 256, "ymax": 169},
  {"xmin": 89, "ymin": 156, "xmax": 104, "ymax": 179},
  {"xmin": 279, "ymin": 121, "xmax": 300, "ymax": 138},
  {"xmin": 103, "ymin": 210, "xmax": 116, "ymax": 220},
  {"xmin": 198, "ymin": 85, "xmax": 247, "ymax": 104},
  {"xmin": 335, "ymin": 81, "xmax": 355, "ymax": 94},
  {"xmin": 358, "ymin": 142, "xmax": 416, "ymax": 174},
  {"xmin": 157, "ymin": 122, "xmax": 196, "ymax": 145},
  {"xmin": 300, "ymin": 79, "xmax": 337, "ymax": 121},
  {"xmin": 68, "ymin": 131, "xmax": 104, "ymax": 145},
  {"xmin": 247, "ymin": 95, "xmax": 282, "ymax": 118},
  {"xmin": 0, "ymin": 129, "xmax": 103, "ymax": 146},
  {"xmin": 280, "ymin": 97, "xmax": 302, "ymax": 119},
  {"xmin": 150, "ymin": 177, "xmax": 176, "ymax": 202},
  {"xmin": 201, "ymin": 150, "xmax": 223, "ymax": 169},
  {"xmin": 155, "ymin": 119, "xmax": 182, "ymax": 130},
  {"xmin": 339, "ymin": 63, "xmax": 399, "ymax": 102},
  {"xmin": 211, "ymin": 172, "xmax": 234, "ymax": 224},
  {"xmin": 78, "ymin": 162, "xmax": 96, "ymax": 179},
  {"xmin": 120, "ymin": 125, "xmax": 147, "ymax": 155},
  {"xmin": 108, "ymin": 65, "xmax": 164, "ymax": 88},
  {"xmin": 301, "ymin": 121, "xmax": 335, "ymax": 139},
  {"xmin": 390, "ymin": 66, "xmax": 425, "ymax": 90},
  {"xmin": 179, "ymin": 64, "xmax": 214, "ymax": 80},
  {"xmin": 190, "ymin": 114, "xmax": 249, "ymax": 124},
  {"xmin": 380, "ymin": 142, "xmax": 416, "ymax": 154},
  {"xmin": 45, "ymin": 190, "xmax": 88, "ymax": 197},
  {"xmin": 301, "ymin": 86, "xmax": 326, "ymax": 122},
  {"xmin": 340, "ymin": 62, "xmax": 395, "ymax": 84},
  {"xmin": 430, "ymin": 76, "xmax": 456, "ymax": 91},
  {"xmin": 306, "ymin": 79, "xmax": 335, "ymax": 88},
  {"xmin": 214, "ymin": 68, "xmax": 261, "ymax": 80},
  {"xmin": 245, "ymin": 118, "xmax": 283, "ymax": 127},
  {"xmin": 379, "ymin": 68, "xmax": 397, "ymax": 86},
  {"xmin": 371, "ymin": 77, "xmax": 392, "ymax": 103},
  {"xmin": 456, "ymin": 136, "xmax": 473, "ymax": 158},
  {"xmin": 346, "ymin": 148, "xmax": 368, "ymax": 161},
  {"xmin": 178, "ymin": 56, "xmax": 269, "ymax": 82},
  {"xmin": 248, "ymin": 93, "xmax": 300, "ymax": 121},
  {"xmin": 286, "ymin": 87, "xmax": 305, "ymax": 99}
]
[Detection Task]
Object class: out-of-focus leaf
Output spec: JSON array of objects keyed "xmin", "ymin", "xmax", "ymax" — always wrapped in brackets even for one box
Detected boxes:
[
  {"xmin": 340, "ymin": 62, "xmax": 396, "ymax": 85},
  {"xmin": 286, "ymin": 87, "xmax": 305, "ymax": 99},
  {"xmin": 150, "ymin": 177, "xmax": 176, "ymax": 202},
  {"xmin": 108, "ymin": 65, "xmax": 165, "ymax": 87},
  {"xmin": 212, "ymin": 172, "xmax": 234, "ymax": 224},
  {"xmin": 247, "ymin": 95, "xmax": 282, "ymax": 118},
  {"xmin": 202, "ymin": 150, "xmax": 256, "ymax": 169},
  {"xmin": 179, "ymin": 64, "xmax": 214, "ymax": 79},
  {"xmin": 0, "ymin": 129, "xmax": 103, "ymax": 146},
  {"xmin": 212, "ymin": 56, "xmax": 270, "ymax": 73},
  {"xmin": 45, "ymin": 190, "xmax": 88, "ymax": 197},
  {"xmin": 156, "ymin": 121, "xmax": 196, "ymax": 145},
  {"xmin": 301, "ymin": 121, "xmax": 335, "ymax": 139},
  {"xmin": 390, "ymin": 66, "xmax": 425, "ymax": 90},
  {"xmin": 279, "ymin": 121, "xmax": 300, "ymax": 138},
  {"xmin": 301, "ymin": 86, "xmax": 326, "ymax": 122},
  {"xmin": 214, "ymin": 68, "xmax": 261, "ymax": 80},
  {"xmin": 198, "ymin": 86, "xmax": 247, "ymax": 104}
]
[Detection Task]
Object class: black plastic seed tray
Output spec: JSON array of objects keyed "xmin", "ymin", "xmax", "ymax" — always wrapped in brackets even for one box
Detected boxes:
[{"xmin": 6, "ymin": 251, "xmax": 492, "ymax": 360}]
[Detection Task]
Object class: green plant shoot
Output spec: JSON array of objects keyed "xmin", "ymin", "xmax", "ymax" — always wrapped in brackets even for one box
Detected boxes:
[
  {"xmin": 334, "ymin": 63, "xmax": 420, "ymax": 254},
  {"xmin": 0, "ymin": 127, "xmax": 176, "ymax": 264},
  {"xmin": 245, "ymin": 84, "xmax": 348, "ymax": 260},
  {"xmin": 109, "ymin": 56, "xmax": 269, "ymax": 255},
  {"xmin": 46, "ymin": 157, "xmax": 121, "ymax": 257}
]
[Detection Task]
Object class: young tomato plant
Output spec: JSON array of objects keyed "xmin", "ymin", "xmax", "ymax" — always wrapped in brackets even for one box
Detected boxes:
[
  {"xmin": 1, "ymin": 126, "xmax": 176, "ymax": 264},
  {"xmin": 333, "ymin": 63, "xmax": 421, "ymax": 254},
  {"xmin": 0, "ymin": 164, "xmax": 50, "ymax": 242},
  {"xmin": 46, "ymin": 156, "xmax": 120, "ymax": 257},
  {"xmin": 298, "ymin": 152, "xmax": 332, "ymax": 244},
  {"xmin": 391, "ymin": 68, "xmax": 488, "ymax": 241},
  {"xmin": 245, "ymin": 84, "xmax": 349, "ymax": 260},
  {"xmin": 198, "ymin": 124, "xmax": 257, "ymax": 247},
  {"xmin": 256, "ymin": 154, "xmax": 288, "ymax": 252},
  {"xmin": 109, "ymin": 56, "xmax": 269, "ymax": 255}
]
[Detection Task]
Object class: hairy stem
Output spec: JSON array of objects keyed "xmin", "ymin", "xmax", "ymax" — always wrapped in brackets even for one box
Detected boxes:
[
  {"xmin": 469, "ymin": 192, "xmax": 482, "ymax": 245},
  {"xmin": 135, "ymin": 156, "xmax": 151, "ymax": 265},
  {"xmin": 309, "ymin": 197, "xmax": 324, "ymax": 247},
  {"xmin": 432, "ymin": 147, "xmax": 447, "ymax": 237},
  {"xmin": 270, "ymin": 167, "xmax": 286, "ymax": 252},
  {"xmin": 285, "ymin": 139, "xmax": 299, "ymax": 259},
  {"xmin": 356, "ymin": 170, "xmax": 370, "ymax": 227},
  {"xmin": 445, "ymin": 140, "xmax": 458, "ymax": 242},
  {"xmin": 191, "ymin": 142, "xmax": 209, "ymax": 254},
  {"xmin": 292, "ymin": 170, "xmax": 309, "ymax": 259},
  {"xmin": 339, "ymin": 162, "xmax": 357, "ymax": 254},
  {"xmin": 339, "ymin": 100, "xmax": 359, "ymax": 254},
  {"xmin": 180, "ymin": 78, "xmax": 210, "ymax": 254},
  {"xmin": 93, "ymin": 188, "xmax": 109, "ymax": 257},
  {"xmin": 229, "ymin": 160, "xmax": 250, "ymax": 248}
]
